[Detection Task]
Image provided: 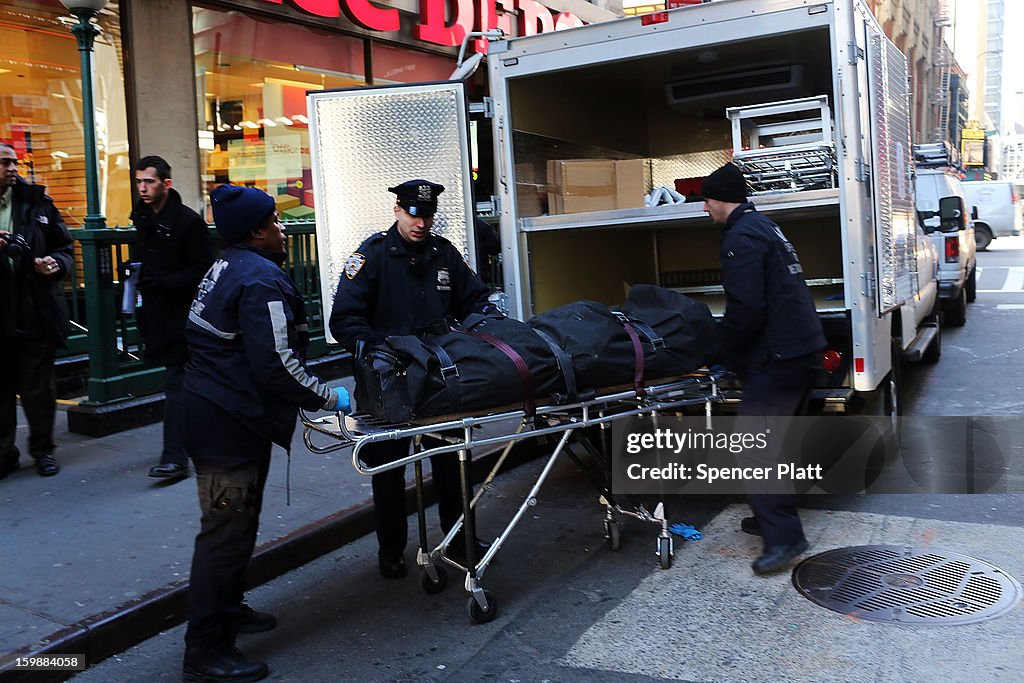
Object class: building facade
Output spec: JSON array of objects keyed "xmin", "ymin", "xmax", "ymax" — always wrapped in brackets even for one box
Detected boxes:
[{"xmin": 0, "ymin": 0, "xmax": 616, "ymax": 225}]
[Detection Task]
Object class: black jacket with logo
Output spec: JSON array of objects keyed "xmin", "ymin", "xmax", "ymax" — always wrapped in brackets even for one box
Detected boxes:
[
  {"xmin": 131, "ymin": 188, "xmax": 213, "ymax": 365},
  {"xmin": 329, "ymin": 224, "xmax": 491, "ymax": 353},
  {"xmin": 0, "ymin": 178, "xmax": 73, "ymax": 346},
  {"xmin": 719, "ymin": 202, "xmax": 826, "ymax": 372}
]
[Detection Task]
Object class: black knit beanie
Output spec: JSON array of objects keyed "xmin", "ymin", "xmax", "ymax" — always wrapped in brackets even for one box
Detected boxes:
[
  {"xmin": 211, "ymin": 184, "xmax": 276, "ymax": 245},
  {"xmin": 700, "ymin": 163, "xmax": 748, "ymax": 203}
]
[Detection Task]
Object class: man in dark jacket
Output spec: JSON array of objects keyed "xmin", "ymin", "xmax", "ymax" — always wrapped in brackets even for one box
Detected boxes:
[
  {"xmin": 132, "ymin": 155, "xmax": 213, "ymax": 481},
  {"xmin": 0, "ymin": 142, "xmax": 73, "ymax": 479},
  {"xmin": 330, "ymin": 179, "xmax": 491, "ymax": 579},
  {"xmin": 702, "ymin": 163, "xmax": 826, "ymax": 575},
  {"xmin": 180, "ymin": 184, "xmax": 349, "ymax": 682}
]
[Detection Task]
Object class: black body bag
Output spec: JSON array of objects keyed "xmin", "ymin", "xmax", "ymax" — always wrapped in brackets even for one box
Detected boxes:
[
  {"xmin": 527, "ymin": 286, "xmax": 716, "ymax": 394},
  {"xmin": 353, "ymin": 313, "xmax": 574, "ymax": 423}
]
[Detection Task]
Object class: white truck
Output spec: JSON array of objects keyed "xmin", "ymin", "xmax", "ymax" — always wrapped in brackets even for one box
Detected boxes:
[
  {"xmin": 307, "ymin": 0, "xmax": 940, "ymax": 419},
  {"xmin": 913, "ymin": 142, "xmax": 976, "ymax": 326}
]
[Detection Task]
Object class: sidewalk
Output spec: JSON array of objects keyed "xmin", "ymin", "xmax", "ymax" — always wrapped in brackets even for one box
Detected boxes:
[{"xmin": 0, "ymin": 378, "xmax": 535, "ymax": 681}]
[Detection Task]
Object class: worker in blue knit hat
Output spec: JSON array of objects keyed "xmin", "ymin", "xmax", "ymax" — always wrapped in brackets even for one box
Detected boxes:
[{"xmin": 178, "ymin": 184, "xmax": 350, "ymax": 682}]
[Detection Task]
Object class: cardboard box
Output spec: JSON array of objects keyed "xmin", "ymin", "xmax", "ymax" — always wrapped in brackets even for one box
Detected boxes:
[{"xmin": 546, "ymin": 159, "xmax": 645, "ymax": 215}]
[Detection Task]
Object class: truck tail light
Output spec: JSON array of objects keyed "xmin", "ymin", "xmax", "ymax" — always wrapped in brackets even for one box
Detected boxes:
[
  {"xmin": 822, "ymin": 349, "xmax": 842, "ymax": 373},
  {"xmin": 641, "ymin": 11, "xmax": 669, "ymax": 24},
  {"xmin": 945, "ymin": 235, "xmax": 959, "ymax": 262}
]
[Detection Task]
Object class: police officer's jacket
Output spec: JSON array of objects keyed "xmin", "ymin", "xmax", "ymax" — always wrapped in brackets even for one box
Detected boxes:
[
  {"xmin": 719, "ymin": 202, "xmax": 826, "ymax": 371},
  {"xmin": 329, "ymin": 224, "xmax": 491, "ymax": 353},
  {"xmin": 183, "ymin": 243, "xmax": 337, "ymax": 450}
]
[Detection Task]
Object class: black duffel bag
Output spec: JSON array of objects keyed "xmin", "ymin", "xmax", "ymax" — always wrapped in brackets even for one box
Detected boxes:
[
  {"xmin": 528, "ymin": 286, "xmax": 716, "ymax": 394},
  {"xmin": 353, "ymin": 313, "xmax": 575, "ymax": 423}
]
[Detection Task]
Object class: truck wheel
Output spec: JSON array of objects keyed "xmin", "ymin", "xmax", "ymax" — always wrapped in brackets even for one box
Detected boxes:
[
  {"xmin": 855, "ymin": 340, "xmax": 902, "ymax": 452},
  {"xmin": 966, "ymin": 267, "xmax": 977, "ymax": 303},
  {"xmin": 974, "ymin": 225, "xmax": 992, "ymax": 251},
  {"xmin": 943, "ymin": 288, "xmax": 967, "ymax": 327}
]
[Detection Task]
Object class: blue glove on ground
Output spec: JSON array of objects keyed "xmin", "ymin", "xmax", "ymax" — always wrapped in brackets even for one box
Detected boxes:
[
  {"xmin": 330, "ymin": 387, "xmax": 351, "ymax": 414},
  {"xmin": 707, "ymin": 364, "xmax": 727, "ymax": 376},
  {"xmin": 668, "ymin": 522, "xmax": 703, "ymax": 541}
]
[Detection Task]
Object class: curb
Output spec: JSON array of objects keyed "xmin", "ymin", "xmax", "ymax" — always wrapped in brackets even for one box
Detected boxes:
[{"xmin": 0, "ymin": 437, "xmax": 545, "ymax": 682}]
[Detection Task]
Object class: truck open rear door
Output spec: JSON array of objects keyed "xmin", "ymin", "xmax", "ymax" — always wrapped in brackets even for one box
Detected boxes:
[
  {"xmin": 306, "ymin": 82, "xmax": 476, "ymax": 344},
  {"xmin": 865, "ymin": 28, "xmax": 918, "ymax": 315}
]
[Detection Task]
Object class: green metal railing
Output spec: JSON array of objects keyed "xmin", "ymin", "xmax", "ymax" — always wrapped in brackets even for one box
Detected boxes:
[{"xmin": 66, "ymin": 220, "xmax": 326, "ymax": 404}]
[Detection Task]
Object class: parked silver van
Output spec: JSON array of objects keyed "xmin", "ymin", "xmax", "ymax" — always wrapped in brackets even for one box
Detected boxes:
[{"xmin": 963, "ymin": 180, "xmax": 1022, "ymax": 250}]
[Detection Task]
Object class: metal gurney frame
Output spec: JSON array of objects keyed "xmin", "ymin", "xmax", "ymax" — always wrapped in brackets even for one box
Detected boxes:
[{"xmin": 301, "ymin": 373, "xmax": 724, "ymax": 623}]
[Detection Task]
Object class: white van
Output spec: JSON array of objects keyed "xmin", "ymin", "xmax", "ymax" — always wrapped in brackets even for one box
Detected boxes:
[
  {"xmin": 962, "ymin": 180, "xmax": 1022, "ymax": 250},
  {"xmin": 913, "ymin": 144, "xmax": 977, "ymax": 327}
]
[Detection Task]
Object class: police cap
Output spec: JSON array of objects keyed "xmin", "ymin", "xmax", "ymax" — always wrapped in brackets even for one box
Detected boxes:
[{"xmin": 388, "ymin": 179, "xmax": 445, "ymax": 217}]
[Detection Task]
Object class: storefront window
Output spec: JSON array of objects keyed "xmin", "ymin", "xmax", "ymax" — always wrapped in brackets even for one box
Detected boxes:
[
  {"xmin": 0, "ymin": 0, "xmax": 130, "ymax": 227},
  {"xmin": 193, "ymin": 7, "xmax": 367, "ymax": 221}
]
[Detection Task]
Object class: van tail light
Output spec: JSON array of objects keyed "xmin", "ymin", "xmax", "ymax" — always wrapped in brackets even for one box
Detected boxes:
[
  {"xmin": 945, "ymin": 235, "xmax": 959, "ymax": 262},
  {"xmin": 822, "ymin": 349, "xmax": 842, "ymax": 373}
]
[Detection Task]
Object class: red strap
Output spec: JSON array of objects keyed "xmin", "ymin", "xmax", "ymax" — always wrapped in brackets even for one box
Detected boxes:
[
  {"xmin": 622, "ymin": 322, "xmax": 646, "ymax": 397},
  {"xmin": 462, "ymin": 330, "xmax": 536, "ymax": 416}
]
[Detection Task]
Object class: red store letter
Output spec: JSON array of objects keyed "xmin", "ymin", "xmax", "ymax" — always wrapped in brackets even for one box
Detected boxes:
[
  {"xmin": 343, "ymin": 0, "xmax": 400, "ymax": 30},
  {"xmin": 518, "ymin": 0, "xmax": 553, "ymax": 36},
  {"xmin": 416, "ymin": 0, "xmax": 475, "ymax": 47}
]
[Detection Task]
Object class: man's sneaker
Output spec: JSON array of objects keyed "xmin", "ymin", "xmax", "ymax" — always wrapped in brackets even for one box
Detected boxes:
[
  {"xmin": 182, "ymin": 645, "xmax": 268, "ymax": 682},
  {"xmin": 35, "ymin": 455, "xmax": 59, "ymax": 477},
  {"xmin": 235, "ymin": 603, "xmax": 277, "ymax": 634},
  {"xmin": 148, "ymin": 462, "xmax": 189, "ymax": 479},
  {"xmin": 740, "ymin": 516, "xmax": 761, "ymax": 536},
  {"xmin": 378, "ymin": 555, "xmax": 407, "ymax": 579},
  {"xmin": 752, "ymin": 539, "xmax": 810, "ymax": 575}
]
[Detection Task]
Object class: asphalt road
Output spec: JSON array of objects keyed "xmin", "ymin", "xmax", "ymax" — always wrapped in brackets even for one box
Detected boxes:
[{"xmin": 73, "ymin": 237, "xmax": 1024, "ymax": 682}]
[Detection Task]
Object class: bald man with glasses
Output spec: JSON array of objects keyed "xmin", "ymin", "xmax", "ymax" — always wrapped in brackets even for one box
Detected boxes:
[{"xmin": 0, "ymin": 142, "xmax": 74, "ymax": 480}]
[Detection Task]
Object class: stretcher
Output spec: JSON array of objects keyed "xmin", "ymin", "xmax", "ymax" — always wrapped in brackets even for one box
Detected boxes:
[{"xmin": 301, "ymin": 373, "xmax": 725, "ymax": 623}]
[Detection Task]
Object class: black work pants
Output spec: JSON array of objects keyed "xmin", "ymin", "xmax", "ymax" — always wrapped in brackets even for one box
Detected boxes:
[
  {"xmin": 738, "ymin": 354, "xmax": 818, "ymax": 549},
  {"xmin": 160, "ymin": 363, "xmax": 187, "ymax": 466},
  {"xmin": 362, "ymin": 436, "xmax": 470, "ymax": 561},
  {"xmin": 0, "ymin": 336, "xmax": 57, "ymax": 467},
  {"xmin": 185, "ymin": 458, "xmax": 270, "ymax": 649}
]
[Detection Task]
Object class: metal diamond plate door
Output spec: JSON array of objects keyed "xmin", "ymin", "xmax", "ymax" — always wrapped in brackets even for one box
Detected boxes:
[
  {"xmin": 307, "ymin": 82, "xmax": 475, "ymax": 344},
  {"xmin": 866, "ymin": 29, "xmax": 916, "ymax": 314}
]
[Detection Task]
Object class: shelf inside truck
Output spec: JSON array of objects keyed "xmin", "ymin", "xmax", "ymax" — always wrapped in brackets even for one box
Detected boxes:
[
  {"xmin": 669, "ymin": 281, "xmax": 847, "ymax": 316},
  {"xmin": 519, "ymin": 188, "xmax": 841, "ymax": 233}
]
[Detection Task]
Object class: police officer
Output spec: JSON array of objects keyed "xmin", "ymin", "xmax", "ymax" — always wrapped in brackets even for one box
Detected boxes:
[
  {"xmin": 701, "ymin": 163, "xmax": 826, "ymax": 575},
  {"xmin": 329, "ymin": 179, "xmax": 491, "ymax": 579}
]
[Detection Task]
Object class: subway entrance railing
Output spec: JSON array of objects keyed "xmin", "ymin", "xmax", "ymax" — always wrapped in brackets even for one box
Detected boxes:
[{"xmin": 63, "ymin": 220, "xmax": 328, "ymax": 407}]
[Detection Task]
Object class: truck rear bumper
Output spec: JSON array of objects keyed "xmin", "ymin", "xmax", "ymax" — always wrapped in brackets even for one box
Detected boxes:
[{"xmin": 937, "ymin": 280, "xmax": 961, "ymax": 299}]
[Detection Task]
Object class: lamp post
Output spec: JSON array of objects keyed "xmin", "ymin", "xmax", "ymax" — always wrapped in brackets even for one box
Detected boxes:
[
  {"xmin": 60, "ymin": 0, "xmax": 108, "ymax": 230},
  {"xmin": 59, "ymin": 0, "xmax": 123, "ymax": 412}
]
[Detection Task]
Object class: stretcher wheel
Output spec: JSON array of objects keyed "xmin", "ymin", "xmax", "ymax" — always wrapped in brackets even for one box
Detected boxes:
[
  {"xmin": 658, "ymin": 537, "xmax": 673, "ymax": 570},
  {"xmin": 467, "ymin": 590, "xmax": 498, "ymax": 624},
  {"xmin": 421, "ymin": 566, "xmax": 448, "ymax": 595},
  {"xmin": 604, "ymin": 519, "xmax": 621, "ymax": 551}
]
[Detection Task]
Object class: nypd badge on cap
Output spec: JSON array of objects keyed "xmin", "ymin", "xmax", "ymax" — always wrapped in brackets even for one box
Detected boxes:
[{"xmin": 388, "ymin": 179, "xmax": 445, "ymax": 217}]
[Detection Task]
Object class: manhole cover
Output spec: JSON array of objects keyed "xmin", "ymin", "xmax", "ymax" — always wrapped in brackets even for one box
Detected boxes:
[{"xmin": 792, "ymin": 545, "xmax": 1022, "ymax": 625}]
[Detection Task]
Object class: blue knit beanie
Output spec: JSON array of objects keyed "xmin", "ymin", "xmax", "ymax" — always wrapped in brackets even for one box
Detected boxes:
[{"xmin": 211, "ymin": 184, "xmax": 276, "ymax": 245}]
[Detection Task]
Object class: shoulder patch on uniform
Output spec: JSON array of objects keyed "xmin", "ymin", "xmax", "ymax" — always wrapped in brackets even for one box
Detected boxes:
[{"xmin": 344, "ymin": 253, "xmax": 366, "ymax": 280}]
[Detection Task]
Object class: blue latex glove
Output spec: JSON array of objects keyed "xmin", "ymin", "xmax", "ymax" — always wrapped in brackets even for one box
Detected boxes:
[
  {"xmin": 330, "ymin": 387, "xmax": 351, "ymax": 414},
  {"xmin": 668, "ymin": 522, "xmax": 703, "ymax": 541},
  {"xmin": 707, "ymin": 364, "xmax": 727, "ymax": 377}
]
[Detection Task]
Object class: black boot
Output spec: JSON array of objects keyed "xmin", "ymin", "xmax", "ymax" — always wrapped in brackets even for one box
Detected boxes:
[{"xmin": 182, "ymin": 645, "xmax": 268, "ymax": 682}]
